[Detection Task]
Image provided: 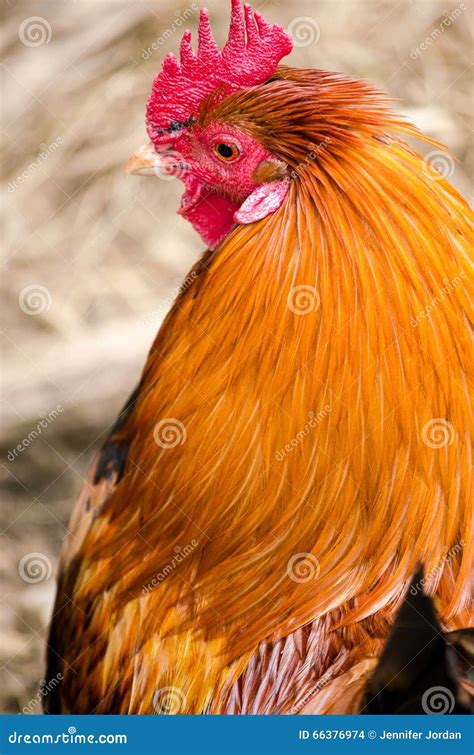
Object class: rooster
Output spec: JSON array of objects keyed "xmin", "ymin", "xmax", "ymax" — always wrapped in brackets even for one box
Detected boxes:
[{"xmin": 46, "ymin": 0, "xmax": 473, "ymax": 714}]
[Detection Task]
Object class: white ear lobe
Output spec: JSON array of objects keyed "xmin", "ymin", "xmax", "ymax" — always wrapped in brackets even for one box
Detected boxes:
[{"xmin": 234, "ymin": 178, "xmax": 289, "ymax": 224}]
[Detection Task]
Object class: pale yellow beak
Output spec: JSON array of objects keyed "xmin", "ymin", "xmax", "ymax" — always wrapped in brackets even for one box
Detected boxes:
[{"xmin": 125, "ymin": 142, "xmax": 160, "ymax": 176}]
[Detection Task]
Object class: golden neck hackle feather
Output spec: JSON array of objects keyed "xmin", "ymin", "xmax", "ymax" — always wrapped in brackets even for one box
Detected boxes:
[{"xmin": 66, "ymin": 69, "xmax": 472, "ymax": 713}]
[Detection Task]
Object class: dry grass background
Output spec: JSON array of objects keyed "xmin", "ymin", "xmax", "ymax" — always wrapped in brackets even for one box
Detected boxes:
[{"xmin": 1, "ymin": 0, "xmax": 472, "ymax": 713}]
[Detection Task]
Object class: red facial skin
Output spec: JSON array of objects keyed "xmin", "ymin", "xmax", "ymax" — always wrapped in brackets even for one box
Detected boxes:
[{"xmin": 158, "ymin": 122, "xmax": 285, "ymax": 249}]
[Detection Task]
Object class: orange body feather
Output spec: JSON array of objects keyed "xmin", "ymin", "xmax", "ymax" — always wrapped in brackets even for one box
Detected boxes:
[{"xmin": 47, "ymin": 69, "xmax": 473, "ymax": 714}]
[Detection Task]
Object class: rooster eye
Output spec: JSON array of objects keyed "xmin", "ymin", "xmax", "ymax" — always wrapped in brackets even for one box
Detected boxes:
[{"xmin": 213, "ymin": 141, "xmax": 241, "ymax": 163}]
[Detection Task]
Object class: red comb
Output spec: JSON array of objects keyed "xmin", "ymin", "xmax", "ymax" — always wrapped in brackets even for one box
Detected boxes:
[{"xmin": 146, "ymin": 0, "xmax": 293, "ymax": 146}]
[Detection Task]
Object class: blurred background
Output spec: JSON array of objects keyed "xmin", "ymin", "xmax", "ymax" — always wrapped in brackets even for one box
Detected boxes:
[{"xmin": 1, "ymin": 0, "xmax": 472, "ymax": 713}]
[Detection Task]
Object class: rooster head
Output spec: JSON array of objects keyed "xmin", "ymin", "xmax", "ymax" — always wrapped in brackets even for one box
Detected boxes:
[{"xmin": 126, "ymin": 0, "xmax": 292, "ymax": 249}]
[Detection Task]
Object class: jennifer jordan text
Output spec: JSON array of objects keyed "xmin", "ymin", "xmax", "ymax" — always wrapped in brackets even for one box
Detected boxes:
[{"xmin": 380, "ymin": 730, "xmax": 461, "ymax": 740}]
